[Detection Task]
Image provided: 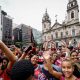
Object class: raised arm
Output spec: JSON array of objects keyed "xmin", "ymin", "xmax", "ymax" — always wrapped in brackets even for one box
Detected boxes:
[
  {"xmin": 0, "ymin": 40, "xmax": 16, "ymax": 63},
  {"xmin": 18, "ymin": 52, "xmax": 27, "ymax": 61},
  {"xmin": 43, "ymin": 50, "xmax": 62, "ymax": 79},
  {"xmin": 18, "ymin": 46, "xmax": 32, "ymax": 61},
  {"xmin": 46, "ymin": 57, "xmax": 62, "ymax": 79}
]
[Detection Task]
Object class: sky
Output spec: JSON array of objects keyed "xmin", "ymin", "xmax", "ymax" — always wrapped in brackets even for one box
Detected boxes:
[{"xmin": 0, "ymin": 0, "xmax": 80, "ymax": 31}]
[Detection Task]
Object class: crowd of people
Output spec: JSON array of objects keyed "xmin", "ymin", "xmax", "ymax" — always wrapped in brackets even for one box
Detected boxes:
[{"xmin": 0, "ymin": 40, "xmax": 80, "ymax": 80}]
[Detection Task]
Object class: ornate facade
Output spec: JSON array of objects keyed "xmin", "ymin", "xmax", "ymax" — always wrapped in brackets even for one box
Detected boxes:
[{"xmin": 42, "ymin": 0, "xmax": 80, "ymax": 48}]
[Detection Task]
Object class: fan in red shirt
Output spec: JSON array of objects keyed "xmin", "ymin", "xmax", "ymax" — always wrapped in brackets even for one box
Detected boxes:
[{"xmin": 0, "ymin": 40, "xmax": 17, "ymax": 80}]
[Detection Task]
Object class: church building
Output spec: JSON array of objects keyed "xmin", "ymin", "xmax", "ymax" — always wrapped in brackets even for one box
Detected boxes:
[{"xmin": 42, "ymin": 0, "xmax": 80, "ymax": 48}]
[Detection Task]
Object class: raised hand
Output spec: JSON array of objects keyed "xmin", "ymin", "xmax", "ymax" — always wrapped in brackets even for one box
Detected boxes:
[
  {"xmin": 42, "ymin": 50, "xmax": 52, "ymax": 66},
  {"xmin": 61, "ymin": 40, "xmax": 70, "ymax": 53},
  {"xmin": 43, "ymin": 50, "xmax": 51, "ymax": 60}
]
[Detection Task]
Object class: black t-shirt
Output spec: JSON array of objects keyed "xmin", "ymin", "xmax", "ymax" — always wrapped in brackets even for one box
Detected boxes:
[{"xmin": 41, "ymin": 64, "xmax": 62, "ymax": 80}]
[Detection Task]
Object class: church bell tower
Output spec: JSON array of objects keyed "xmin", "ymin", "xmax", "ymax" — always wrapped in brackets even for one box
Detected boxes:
[
  {"xmin": 42, "ymin": 9, "xmax": 51, "ymax": 34},
  {"xmin": 67, "ymin": 0, "xmax": 79, "ymax": 24}
]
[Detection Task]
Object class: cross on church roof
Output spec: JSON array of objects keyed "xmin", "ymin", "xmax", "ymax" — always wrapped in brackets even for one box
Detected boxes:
[
  {"xmin": 55, "ymin": 14, "xmax": 58, "ymax": 22},
  {"xmin": 46, "ymin": 8, "xmax": 47, "ymax": 13}
]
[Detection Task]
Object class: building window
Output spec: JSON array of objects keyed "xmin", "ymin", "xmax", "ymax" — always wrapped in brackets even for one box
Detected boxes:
[
  {"xmin": 61, "ymin": 32, "xmax": 63, "ymax": 38},
  {"xmin": 66, "ymin": 31, "xmax": 68, "ymax": 36},
  {"xmin": 72, "ymin": 29, "xmax": 75, "ymax": 36},
  {"xmin": 71, "ymin": 11, "xmax": 74, "ymax": 19},
  {"xmin": 5, "ymin": 36, "xmax": 7, "ymax": 38},
  {"xmin": 73, "ymin": 2, "xmax": 75, "ymax": 5},
  {"xmin": 71, "ymin": 3, "xmax": 73, "ymax": 7},
  {"xmin": 51, "ymin": 34, "xmax": 53, "ymax": 40},
  {"xmin": 55, "ymin": 32, "xmax": 58, "ymax": 38}
]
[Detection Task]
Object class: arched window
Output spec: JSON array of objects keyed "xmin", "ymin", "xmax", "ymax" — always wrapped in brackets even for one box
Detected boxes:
[
  {"xmin": 61, "ymin": 32, "xmax": 63, "ymax": 38},
  {"xmin": 71, "ymin": 3, "xmax": 73, "ymax": 7},
  {"xmin": 72, "ymin": 29, "xmax": 75, "ymax": 36},
  {"xmin": 55, "ymin": 32, "xmax": 58, "ymax": 38},
  {"xmin": 66, "ymin": 31, "xmax": 68, "ymax": 36},
  {"xmin": 71, "ymin": 11, "xmax": 74, "ymax": 18},
  {"xmin": 51, "ymin": 34, "xmax": 53, "ymax": 40}
]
